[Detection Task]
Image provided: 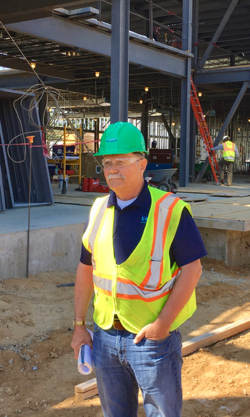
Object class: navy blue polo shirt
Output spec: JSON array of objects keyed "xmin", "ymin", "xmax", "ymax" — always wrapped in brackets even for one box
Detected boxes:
[{"xmin": 80, "ymin": 182, "xmax": 207, "ymax": 267}]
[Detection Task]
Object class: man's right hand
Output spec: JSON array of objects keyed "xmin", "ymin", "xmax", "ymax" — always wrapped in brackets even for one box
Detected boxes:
[{"xmin": 71, "ymin": 325, "xmax": 93, "ymax": 359}]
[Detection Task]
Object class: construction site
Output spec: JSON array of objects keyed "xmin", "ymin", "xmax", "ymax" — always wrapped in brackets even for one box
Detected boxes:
[{"xmin": 1, "ymin": 1, "xmax": 250, "ymax": 416}]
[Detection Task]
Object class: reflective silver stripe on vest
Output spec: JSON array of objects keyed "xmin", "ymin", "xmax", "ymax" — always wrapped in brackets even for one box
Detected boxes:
[
  {"xmin": 93, "ymin": 273, "xmax": 113, "ymax": 292},
  {"xmin": 146, "ymin": 193, "xmax": 180, "ymax": 287},
  {"xmin": 88, "ymin": 196, "xmax": 109, "ymax": 262},
  {"xmin": 93, "ymin": 272, "xmax": 176, "ymax": 299}
]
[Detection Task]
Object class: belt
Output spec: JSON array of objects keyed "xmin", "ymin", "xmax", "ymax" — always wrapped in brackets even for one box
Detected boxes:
[{"xmin": 113, "ymin": 316, "xmax": 126, "ymax": 331}]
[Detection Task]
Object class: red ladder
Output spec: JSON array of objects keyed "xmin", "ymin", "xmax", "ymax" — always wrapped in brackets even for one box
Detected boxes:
[{"xmin": 190, "ymin": 77, "xmax": 219, "ymax": 184}]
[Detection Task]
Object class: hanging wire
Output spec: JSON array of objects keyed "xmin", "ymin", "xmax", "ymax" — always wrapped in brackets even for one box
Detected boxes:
[{"xmin": 0, "ymin": 20, "xmax": 102, "ymax": 170}]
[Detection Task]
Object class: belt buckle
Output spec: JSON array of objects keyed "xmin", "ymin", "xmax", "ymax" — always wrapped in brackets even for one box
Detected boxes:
[{"xmin": 113, "ymin": 317, "xmax": 124, "ymax": 330}]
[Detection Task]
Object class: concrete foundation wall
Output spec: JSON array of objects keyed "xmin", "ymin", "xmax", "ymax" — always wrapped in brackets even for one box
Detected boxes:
[
  {"xmin": 1, "ymin": 222, "xmax": 250, "ymax": 280},
  {"xmin": 0, "ymin": 224, "xmax": 84, "ymax": 279},
  {"xmin": 199, "ymin": 227, "xmax": 250, "ymax": 266},
  {"xmin": 227, "ymin": 230, "xmax": 250, "ymax": 266}
]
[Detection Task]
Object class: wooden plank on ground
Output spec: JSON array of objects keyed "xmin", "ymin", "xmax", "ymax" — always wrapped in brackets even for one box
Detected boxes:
[
  {"xmin": 74, "ymin": 317, "xmax": 250, "ymax": 400},
  {"xmin": 75, "ymin": 378, "xmax": 98, "ymax": 400},
  {"xmin": 182, "ymin": 317, "xmax": 250, "ymax": 357}
]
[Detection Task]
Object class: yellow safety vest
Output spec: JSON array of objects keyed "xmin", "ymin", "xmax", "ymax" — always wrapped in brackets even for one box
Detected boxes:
[
  {"xmin": 222, "ymin": 141, "xmax": 235, "ymax": 161},
  {"xmin": 82, "ymin": 186, "xmax": 197, "ymax": 333}
]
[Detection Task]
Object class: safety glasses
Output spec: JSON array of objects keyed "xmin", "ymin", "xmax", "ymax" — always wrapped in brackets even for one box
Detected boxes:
[{"xmin": 101, "ymin": 157, "xmax": 141, "ymax": 169}]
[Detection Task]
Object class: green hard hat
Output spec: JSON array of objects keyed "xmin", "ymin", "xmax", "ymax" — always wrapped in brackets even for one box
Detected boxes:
[{"xmin": 94, "ymin": 121, "xmax": 148, "ymax": 156}]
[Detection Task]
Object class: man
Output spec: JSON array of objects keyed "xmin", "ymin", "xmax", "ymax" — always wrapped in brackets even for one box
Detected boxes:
[
  {"xmin": 151, "ymin": 139, "xmax": 157, "ymax": 148},
  {"xmin": 210, "ymin": 135, "xmax": 239, "ymax": 186},
  {"xmin": 71, "ymin": 121, "xmax": 207, "ymax": 417}
]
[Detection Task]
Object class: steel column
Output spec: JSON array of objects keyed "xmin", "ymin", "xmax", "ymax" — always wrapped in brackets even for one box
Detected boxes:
[
  {"xmin": 149, "ymin": 0, "xmax": 153, "ymax": 40},
  {"xmin": 195, "ymin": 81, "xmax": 249, "ymax": 182},
  {"xmin": 189, "ymin": 110, "xmax": 196, "ymax": 183},
  {"xmin": 0, "ymin": 122, "xmax": 15, "ymax": 208},
  {"xmin": 179, "ymin": 0, "xmax": 192, "ymax": 187},
  {"xmin": 110, "ymin": 0, "xmax": 129, "ymax": 123},
  {"xmin": 99, "ymin": 0, "xmax": 102, "ymax": 22},
  {"xmin": 0, "ymin": 164, "xmax": 6, "ymax": 211},
  {"xmin": 141, "ymin": 103, "xmax": 148, "ymax": 149},
  {"xmin": 192, "ymin": 0, "xmax": 199, "ymax": 66},
  {"xmin": 198, "ymin": 0, "xmax": 239, "ymax": 69},
  {"xmin": 161, "ymin": 114, "xmax": 175, "ymax": 149},
  {"xmin": 190, "ymin": 0, "xmax": 199, "ymax": 182}
]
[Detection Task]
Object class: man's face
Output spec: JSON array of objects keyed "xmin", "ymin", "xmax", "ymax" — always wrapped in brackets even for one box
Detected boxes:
[{"xmin": 102, "ymin": 153, "xmax": 147, "ymax": 198}]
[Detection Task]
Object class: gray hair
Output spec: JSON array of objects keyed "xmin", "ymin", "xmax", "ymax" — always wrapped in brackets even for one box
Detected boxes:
[{"xmin": 132, "ymin": 152, "xmax": 146, "ymax": 159}]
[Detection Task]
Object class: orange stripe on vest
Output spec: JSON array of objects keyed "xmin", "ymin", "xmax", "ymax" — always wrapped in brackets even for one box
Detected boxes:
[{"xmin": 140, "ymin": 192, "xmax": 171, "ymax": 288}]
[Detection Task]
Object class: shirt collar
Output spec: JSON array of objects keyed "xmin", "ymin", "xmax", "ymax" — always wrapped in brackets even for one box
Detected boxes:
[{"xmin": 107, "ymin": 180, "xmax": 150, "ymax": 209}]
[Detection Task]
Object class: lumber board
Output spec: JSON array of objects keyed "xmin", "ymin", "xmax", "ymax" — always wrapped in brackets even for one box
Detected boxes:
[
  {"xmin": 182, "ymin": 317, "xmax": 250, "ymax": 357},
  {"xmin": 75, "ymin": 378, "xmax": 98, "ymax": 400},
  {"xmin": 75, "ymin": 387, "xmax": 98, "ymax": 401},
  {"xmin": 74, "ymin": 318, "xmax": 250, "ymax": 400},
  {"xmin": 75, "ymin": 378, "xmax": 97, "ymax": 393}
]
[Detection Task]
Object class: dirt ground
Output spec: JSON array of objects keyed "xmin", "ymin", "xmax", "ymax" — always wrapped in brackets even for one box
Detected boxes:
[{"xmin": 1, "ymin": 259, "xmax": 250, "ymax": 417}]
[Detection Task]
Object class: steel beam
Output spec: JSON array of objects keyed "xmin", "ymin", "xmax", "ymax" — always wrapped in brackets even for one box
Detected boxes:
[
  {"xmin": 199, "ymin": 20, "xmax": 250, "ymax": 35},
  {"xmin": 0, "ymin": 57, "xmax": 75, "ymax": 81},
  {"xmin": 195, "ymin": 82, "xmax": 249, "ymax": 183},
  {"xmin": 0, "ymin": 73, "xmax": 66, "ymax": 89},
  {"xmin": 110, "ymin": 0, "xmax": 129, "ymax": 123},
  {"xmin": 179, "ymin": 0, "xmax": 192, "ymax": 187},
  {"xmin": 195, "ymin": 67, "xmax": 250, "ymax": 84},
  {"xmin": 7, "ymin": 16, "xmax": 189, "ymax": 78},
  {"xmin": 84, "ymin": 19, "xmax": 192, "ymax": 58},
  {"xmin": 213, "ymin": 82, "xmax": 249, "ymax": 146},
  {"xmin": 197, "ymin": 0, "xmax": 239, "ymax": 69}
]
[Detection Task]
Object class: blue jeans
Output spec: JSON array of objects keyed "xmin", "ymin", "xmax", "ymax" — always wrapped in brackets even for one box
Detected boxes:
[{"xmin": 93, "ymin": 324, "xmax": 183, "ymax": 417}]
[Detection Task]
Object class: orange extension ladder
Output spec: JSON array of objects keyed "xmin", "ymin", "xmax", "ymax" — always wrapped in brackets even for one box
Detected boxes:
[{"xmin": 190, "ymin": 77, "xmax": 220, "ymax": 184}]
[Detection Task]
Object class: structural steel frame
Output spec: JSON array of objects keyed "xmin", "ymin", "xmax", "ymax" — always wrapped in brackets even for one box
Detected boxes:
[{"xmin": 1, "ymin": 0, "xmax": 249, "ymax": 186}]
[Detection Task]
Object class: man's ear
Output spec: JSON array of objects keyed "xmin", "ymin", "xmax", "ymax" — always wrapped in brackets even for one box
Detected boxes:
[{"xmin": 139, "ymin": 158, "xmax": 148, "ymax": 173}]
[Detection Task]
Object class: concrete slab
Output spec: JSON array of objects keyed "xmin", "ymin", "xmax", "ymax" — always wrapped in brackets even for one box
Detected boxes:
[
  {"xmin": 52, "ymin": 182, "xmax": 109, "ymax": 206},
  {"xmin": 0, "ymin": 203, "xmax": 91, "ymax": 234},
  {"xmin": 190, "ymin": 198, "xmax": 250, "ymax": 231},
  {"xmin": 177, "ymin": 176, "xmax": 250, "ymax": 197}
]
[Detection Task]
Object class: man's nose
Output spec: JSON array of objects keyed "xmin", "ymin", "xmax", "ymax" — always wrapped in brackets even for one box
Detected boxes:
[{"xmin": 109, "ymin": 163, "xmax": 119, "ymax": 172}]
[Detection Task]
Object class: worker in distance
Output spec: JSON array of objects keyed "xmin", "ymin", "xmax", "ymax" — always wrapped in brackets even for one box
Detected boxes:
[
  {"xmin": 210, "ymin": 135, "xmax": 239, "ymax": 186},
  {"xmin": 71, "ymin": 121, "xmax": 207, "ymax": 417}
]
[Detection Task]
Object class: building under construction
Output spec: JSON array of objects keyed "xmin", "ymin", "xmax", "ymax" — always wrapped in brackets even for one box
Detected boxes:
[{"xmin": 0, "ymin": 2, "xmax": 250, "ymax": 415}]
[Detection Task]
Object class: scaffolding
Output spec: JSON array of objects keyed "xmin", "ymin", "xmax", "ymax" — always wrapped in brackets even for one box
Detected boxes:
[{"xmin": 46, "ymin": 125, "xmax": 84, "ymax": 188}]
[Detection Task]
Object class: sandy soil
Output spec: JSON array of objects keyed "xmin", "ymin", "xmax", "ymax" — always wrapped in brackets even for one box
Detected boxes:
[{"xmin": 1, "ymin": 260, "xmax": 250, "ymax": 417}]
